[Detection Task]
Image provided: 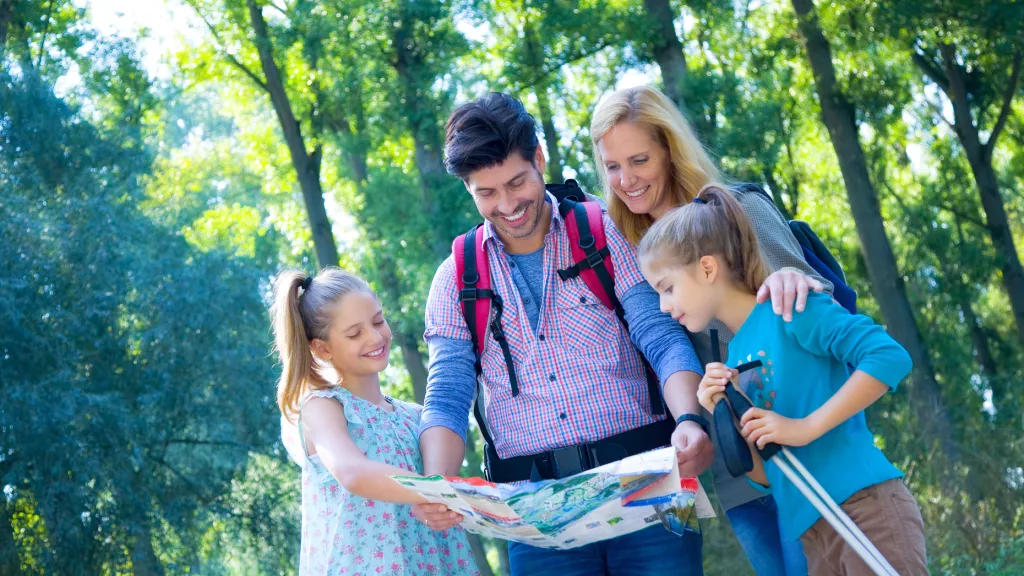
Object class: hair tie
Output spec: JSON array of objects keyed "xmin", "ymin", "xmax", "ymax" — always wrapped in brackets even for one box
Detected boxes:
[
  {"xmin": 301, "ymin": 276, "xmax": 313, "ymax": 291},
  {"xmin": 692, "ymin": 196, "xmax": 707, "ymax": 205}
]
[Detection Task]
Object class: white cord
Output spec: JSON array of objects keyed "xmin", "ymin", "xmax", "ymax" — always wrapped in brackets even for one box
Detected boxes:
[
  {"xmin": 780, "ymin": 448, "xmax": 898, "ymax": 573},
  {"xmin": 774, "ymin": 455, "xmax": 899, "ymax": 576}
]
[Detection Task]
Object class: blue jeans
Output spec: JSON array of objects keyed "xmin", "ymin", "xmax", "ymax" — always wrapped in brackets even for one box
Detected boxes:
[
  {"xmin": 508, "ymin": 524, "xmax": 703, "ymax": 576},
  {"xmin": 726, "ymin": 495, "xmax": 808, "ymax": 576}
]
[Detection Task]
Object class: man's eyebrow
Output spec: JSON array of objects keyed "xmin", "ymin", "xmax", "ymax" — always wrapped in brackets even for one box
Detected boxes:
[{"xmin": 504, "ymin": 170, "xmax": 529, "ymax": 186}]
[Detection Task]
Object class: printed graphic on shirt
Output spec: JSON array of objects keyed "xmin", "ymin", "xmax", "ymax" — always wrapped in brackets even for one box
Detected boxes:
[{"xmin": 736, "ymin": 350, "xmax": 777, "ymax": 411}]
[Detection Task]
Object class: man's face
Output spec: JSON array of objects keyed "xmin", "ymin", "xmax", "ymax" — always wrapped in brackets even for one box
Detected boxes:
[{"xmin": 464, "ymin": 147, "xmax": 549, "ymax": 243}]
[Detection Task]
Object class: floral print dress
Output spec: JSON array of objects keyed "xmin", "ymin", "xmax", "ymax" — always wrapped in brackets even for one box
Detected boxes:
[{"xmin": 298, "ymin": 386, "xmax": 480, "ymax": 575}]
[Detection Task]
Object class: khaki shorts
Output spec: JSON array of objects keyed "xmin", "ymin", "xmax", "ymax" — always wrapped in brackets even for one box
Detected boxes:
[{"xmin": 799, "ymin": 478, "xmax": 928, "ymax": 575}]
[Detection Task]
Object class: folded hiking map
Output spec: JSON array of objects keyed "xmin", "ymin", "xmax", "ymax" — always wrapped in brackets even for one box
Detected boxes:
[{"xmin": 390, "ymin": 447, "xmax": 715, "ymax": 549}]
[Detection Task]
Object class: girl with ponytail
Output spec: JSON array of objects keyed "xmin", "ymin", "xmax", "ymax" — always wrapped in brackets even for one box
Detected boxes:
[
  {"xmin": 270, "ymin": 267, "xmax": 478, "ymax": 575},
  {"xmin": 638, "ymin": 187, "xmax": 927, "ymax": 575}
]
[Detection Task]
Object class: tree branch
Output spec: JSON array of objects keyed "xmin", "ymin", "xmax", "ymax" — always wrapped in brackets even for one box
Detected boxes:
[
  {"xmin": 0, "ymin": 0, "xmax": 13, "ymax": 61},
  {"xmin": 145, "ymin": 455, "xmax": 212, "ymax": 500},
  {"xmin": 519, "ymin": 39, "xmax": 615, "ymax": 90},
  {"xmin": 985, "ymin": 50, "xmax": 1023, "ymax": 159},
  {"xmin": 911, "ymin": 48, "xmax": 949, "ymax": 92},
  {"xmin": 36, "ymin": 0, "xmax": 53, "ymax": 70},
  {"xmin": 183, "ymin": 0, "xmax": 270, "ymax": 93}
]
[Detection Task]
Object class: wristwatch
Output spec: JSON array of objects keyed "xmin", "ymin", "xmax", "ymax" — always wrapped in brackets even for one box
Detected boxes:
[{"xmin": 675, "ymin": 413, "xmax": 710, "ymax": 435}]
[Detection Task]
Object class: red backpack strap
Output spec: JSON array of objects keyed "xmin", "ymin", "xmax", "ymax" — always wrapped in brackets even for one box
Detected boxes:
[
  {"xmin": 558, "ymin": 200, "xmax": 619, "ymax": 314},
  {"xmin": 453, "ymin": 225, "xmax": 491, "ymax": 358},
  {"xmin": 453, "ymin": 226, "xmax": 520, "ymax": 399}
]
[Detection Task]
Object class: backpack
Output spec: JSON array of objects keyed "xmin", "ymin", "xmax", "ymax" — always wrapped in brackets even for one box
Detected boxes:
[
  {"xmin": 735, "ymin": 183, "xmax": 857, "ymax": 314},
  {"xmin": 452, "ymin": 180, "xmax": 666, "ymax": 453}
]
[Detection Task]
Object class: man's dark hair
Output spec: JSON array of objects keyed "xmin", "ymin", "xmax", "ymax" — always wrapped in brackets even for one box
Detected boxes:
[{"xmin": 443, "ymin": 92, "xmax": 540, "ymax": 180}]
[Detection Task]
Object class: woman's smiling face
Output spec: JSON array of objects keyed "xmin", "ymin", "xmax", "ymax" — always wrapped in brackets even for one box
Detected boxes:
[{"xmin": 597, "ymin": 121, "xmax": 673, "ymax": 220}]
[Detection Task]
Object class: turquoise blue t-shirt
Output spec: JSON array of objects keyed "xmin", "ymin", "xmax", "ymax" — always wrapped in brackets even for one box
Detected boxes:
[{"xmin": 727, "ymin": 292, "xmax": 912, "ymax": 541}]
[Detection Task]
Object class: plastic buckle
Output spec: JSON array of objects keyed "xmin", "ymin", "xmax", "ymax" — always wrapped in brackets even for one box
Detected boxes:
[
  {"xmin": 490, "ymin": 320, "xmax": 504, "ymax": 340},
  {"xmin": 550, "ymin": 445, "xmax": 591, "ymax": 479},
  {"xmin": 585, "ymin": 250, "xmax": 604, "ymax": 269},
  {"xmin": 459, "ymin": 288, "xmax": 478, "ymax": 302}
]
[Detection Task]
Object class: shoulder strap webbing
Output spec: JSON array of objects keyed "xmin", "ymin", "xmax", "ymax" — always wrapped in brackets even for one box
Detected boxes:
[{"xmin": 453, "ymin": 225, "xmax": 519, "ymax": 397}]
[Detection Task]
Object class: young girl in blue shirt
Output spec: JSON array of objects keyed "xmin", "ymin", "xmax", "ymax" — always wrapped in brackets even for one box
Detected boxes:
[{"xmin": 637, "ymin": 185, "xmax": 928, "ymax": 575}]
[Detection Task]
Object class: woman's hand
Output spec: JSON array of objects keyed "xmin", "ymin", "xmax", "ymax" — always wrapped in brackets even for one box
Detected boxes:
[
  {"xmin": 411, "ymin": 503, "xmax": 464, "ymax": 532},
  {"xmin": 739, "ymin": 408, "xmax": 819, "ymax": 449},
  {"xmin": 698, "ymin": 363, "xmax": 736, "ymax": 413},
  {"xmin": 757, "ymin": 268, "xmax": 824, "ymax": 322}
]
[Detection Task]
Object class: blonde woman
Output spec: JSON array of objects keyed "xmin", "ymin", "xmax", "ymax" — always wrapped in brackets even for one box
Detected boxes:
[{"xmin": 591, "ymin": 85, "xmax": 832, "ymax": 576}]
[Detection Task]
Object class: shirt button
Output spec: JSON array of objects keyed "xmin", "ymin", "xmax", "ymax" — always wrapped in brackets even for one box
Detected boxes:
[
  {"xmin": 523, "ymin": 297, "xmax": 531, "ymax": 304},
  {"xmin": 559, "ymin": 412, "xmax": 567, "ymax": 420},
  {"xmin": 509, "ymin": 260, "xmax": 516, "ymax": 268},
  {"xmin": 549, "ymin": 374, "xmax": 556, "ymax": 382},
  {"xmin": 579, "ymin": 296, "xmax": 587, "ymax": 304},
  {"xmin": 539, "ymin": 334, "xmax": 545, "ymax": 341}
]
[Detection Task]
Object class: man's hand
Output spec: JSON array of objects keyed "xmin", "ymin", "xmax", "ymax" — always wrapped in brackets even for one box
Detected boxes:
[
  {"xmin": 756, "ymin": 268, "xmax": 824, "ymax": 322},
  {"xmin": 698, "ymin": 363, "xmax": 736, "ymax": 413},
  {"xmin": 411, "ymin": 503, "xmax": 464, "ymax": 532},
  {"xmin": 672, "ymin": 420, "xmax": 714, "ymax": 478},
  {"xmin": 739, "ymin": 408, "xmax": 818, "ymax": 449}
]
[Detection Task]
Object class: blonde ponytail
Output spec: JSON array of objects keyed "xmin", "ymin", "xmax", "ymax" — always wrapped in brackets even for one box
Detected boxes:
[
  {"xmin": 638, "ymin": 184, "xmax": 772, "ymax": 294},
  {"xmin": 270, "ymin": 267, "xmax": 375, "ymax": 422}
]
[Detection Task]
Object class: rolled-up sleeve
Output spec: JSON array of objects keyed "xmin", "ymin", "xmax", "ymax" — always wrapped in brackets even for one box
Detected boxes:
[{"xmin": 420, "ymin": 257, "xmax": 477, "ymax": 442}]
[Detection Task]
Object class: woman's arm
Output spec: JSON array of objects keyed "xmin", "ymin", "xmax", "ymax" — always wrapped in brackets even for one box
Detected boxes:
[{"xmin": 303, "ymin": 397, "xmax": 429, "ymax": 505}]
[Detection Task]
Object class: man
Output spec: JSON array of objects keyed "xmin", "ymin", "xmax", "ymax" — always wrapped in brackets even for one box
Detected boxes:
[{"xmin": 414, "ymin": 93, "xmax": 712, "ymax": 575}]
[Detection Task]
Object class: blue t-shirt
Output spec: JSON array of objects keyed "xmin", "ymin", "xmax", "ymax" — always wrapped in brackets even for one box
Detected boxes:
[{"xmin": 727, "ymin": 292, "xmax": 912, "ymax": 541}]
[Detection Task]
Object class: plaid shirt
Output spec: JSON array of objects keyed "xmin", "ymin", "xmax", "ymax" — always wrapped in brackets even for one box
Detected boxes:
[{"xmin": 422, "ymin": 195, "xmax": 693, "ymax": 460}]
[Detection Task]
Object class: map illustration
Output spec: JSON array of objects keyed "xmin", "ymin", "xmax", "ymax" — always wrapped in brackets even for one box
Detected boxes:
[{"xmin": 390, "ymin": 447, "xmax": 715, "ymax": 549}]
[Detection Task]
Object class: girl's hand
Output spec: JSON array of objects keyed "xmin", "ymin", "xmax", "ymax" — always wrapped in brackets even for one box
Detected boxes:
[
  {"xmin": 757, "ymin": 268, "xmax": 824, "ymax": 322},
  {"xmin": 412, "ymin": 503, "xmax": 464, "ymax": 532},
  {"xmin": 698, "ymin": 363, "xmax": 736, "ymax": 413},
  {"xmin": 739, "ymin": 408, "xmax": 819, "ymax": 449}
]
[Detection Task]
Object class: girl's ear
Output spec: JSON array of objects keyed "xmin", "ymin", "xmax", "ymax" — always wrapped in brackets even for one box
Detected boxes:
[
  {"xmin": 699, "ymin": 255, "xmax": 720, "ymax": 284},
  {"xmin": 310, "ymin": 338, "xmax": 332, "ymax": 363}
]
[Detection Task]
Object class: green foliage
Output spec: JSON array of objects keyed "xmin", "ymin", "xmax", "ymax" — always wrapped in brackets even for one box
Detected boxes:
[{"xmin": 3, "ymin": 0, "xmax": 1024, "ymax": 573}]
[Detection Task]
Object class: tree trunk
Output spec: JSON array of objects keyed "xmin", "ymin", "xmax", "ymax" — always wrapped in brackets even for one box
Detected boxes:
[
  {"xmin": 0, "ymin": 492, "xmax": 19, "ymax": 576},
  {"xmin": 536, "ymin": 86, "xmax": 562, "ymax": 182},
  {"xmin": 396, "ymin": 329, "xmax": 429, "ymax": 404},
  {"xmin": 374, "ymin": 252, "xmax": 430, "ymax": 402},
  {"xmin": 790, "ymin": 0, "xmax": 958, "ymax": 458},
  {"xmin": 392, "ymin": 7, "xmax": 448, "ymax": 260},
  {"xmin": 468, "ymin": 534, "xmax": 496, "ymax": 576},
  {"xmin": 247, "ymin": 0, "xmax": 339, "ymax": 269},
  {"xmin": 523, "ymin": 20, "xmax": 562, "ymax": 182},
  {"xmin": 0, "ymin": 0, "xmax": 13, "ymax": 60},
  {"xmin": 129, "ymin": 521, "xmax": 165, "ymax": 576},
  {"xmin": 938, "ymin": 45, "xmax": 1024, "ymax": 352},
  {"xmin": 643, "ymin": 0, "xmax": 688, "ymax": 112}
]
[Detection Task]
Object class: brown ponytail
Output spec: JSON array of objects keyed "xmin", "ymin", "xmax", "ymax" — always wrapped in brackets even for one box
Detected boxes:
[
  {"xmin": 270, "ymin": 267, "xmax": 375, "ymax": 422},
  {"xmin": 638, "ymin": 184, "xmax": 772, "ymax": 294}
]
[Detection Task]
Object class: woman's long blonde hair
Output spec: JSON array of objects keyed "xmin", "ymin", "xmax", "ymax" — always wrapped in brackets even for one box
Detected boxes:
[
  {"xmin": 638, "ymin": 185, "xmax": 772, "ymax": 295},
  {"xmin": 591, "ymin": 85, "xmax": 722, "ymax": 245},
  {"xmin": 270, "ymin": 267, "xmax": 375, "ymax": 422}
]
